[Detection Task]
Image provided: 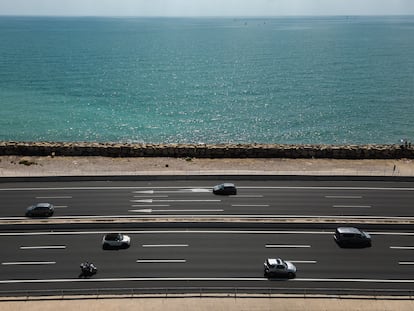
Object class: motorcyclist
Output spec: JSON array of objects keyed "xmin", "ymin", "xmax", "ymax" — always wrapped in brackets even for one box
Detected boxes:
[{"xmin": 80, "ymin": 261, "xmax": 97, "ymax": 275}]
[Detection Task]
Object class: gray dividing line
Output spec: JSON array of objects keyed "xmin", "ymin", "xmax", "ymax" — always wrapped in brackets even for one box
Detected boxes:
[
  {"xmin": 35, "ymin": 196, "xmax": 72, "ymax": 199},
  {"xmin": 325, "ymin": 195, "xmax": 371, "ymax": 209},
  {"xmin": 20, "ymin": 245, "xmax": 66, "ymax": 250}
]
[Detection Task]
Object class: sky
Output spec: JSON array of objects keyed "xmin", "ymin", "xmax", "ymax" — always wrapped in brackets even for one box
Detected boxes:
[{"xmin": 1, "ymin": 0, "xmax": 414, "ymax": 17}]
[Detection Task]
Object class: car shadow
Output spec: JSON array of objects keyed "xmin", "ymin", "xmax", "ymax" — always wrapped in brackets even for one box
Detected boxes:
[
  {"xmin": 102, "ymin": 244, "xmax": 130, "ymax": 250},
  {"xmin": 335, "ymin": 241, "xmax": 372, "ymax": 248}
]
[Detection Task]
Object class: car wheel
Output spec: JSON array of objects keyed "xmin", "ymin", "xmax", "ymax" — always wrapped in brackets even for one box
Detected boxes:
[
  {"xmin": 288, "ymin": 272, "xmax": 295, "ymax": 279},
  {"xmin": 103, "ymin": 243, "xmax": 109, "ymax": 250}
]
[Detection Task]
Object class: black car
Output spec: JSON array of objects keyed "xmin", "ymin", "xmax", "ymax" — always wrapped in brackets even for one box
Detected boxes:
[
  {"xmin": 334, "ymin": 227, "xmax": 371, "ymax": 248},
  {"xmin": 25, "ymin": 203, "xmax": 54, "ymax": 217},
  {"xmin": 212, "ymin": 183, "xmax": 237, "ymax": 195}
]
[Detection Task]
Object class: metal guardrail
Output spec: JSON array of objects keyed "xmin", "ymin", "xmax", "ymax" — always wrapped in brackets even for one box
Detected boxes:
[{"xmin": 0, "ymin": 287, "xmax": 413, "ymax": 300}]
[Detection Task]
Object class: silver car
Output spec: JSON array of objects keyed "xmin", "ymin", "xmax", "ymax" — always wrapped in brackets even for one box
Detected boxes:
[
  {"xmin": 102, "ymin": 233, "xmax": 131, "ymax": 249},
  {"xmin": 264, "ymin": 258, "xmax": 296, "ymax": 278}
]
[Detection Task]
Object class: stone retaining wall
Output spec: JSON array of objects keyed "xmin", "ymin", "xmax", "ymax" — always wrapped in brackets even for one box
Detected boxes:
[{"xmin": 0, "ymin": 141, "xmax": 413, "ymax": 159}]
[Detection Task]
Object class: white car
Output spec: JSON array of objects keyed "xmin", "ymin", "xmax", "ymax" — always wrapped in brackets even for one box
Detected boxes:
[
  {"xmin": 264, "ymin": 258, "xmax": 296, "ymax": 278},
  {"xmin": 102, "ymin": 233, "xmax": 131, "ymax": 249}
]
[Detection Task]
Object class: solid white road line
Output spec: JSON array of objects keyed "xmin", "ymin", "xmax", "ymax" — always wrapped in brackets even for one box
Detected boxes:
[
  {"xmin": 3, "ymin": 186, "xmax": 414, "ymax": 191},
  {"xmin": 3, "ymin": 214, "xmax": 414, "ymax": 221},
  {"xmin": 142, "ymin": 244, "xmax": 189, "ymax": 247},
  {"xmin": 136, "ymin": 259, "xmax": 186, "ymax": 263},
  {"xmin": 266, "ymin": 245, "xmax": 310, "ymax": 248},
  {"xmin": 399, "ymin": 262, "xmax": 414, "ymax": 265},
  {"xmin": 245, "ymin": 186, "xmax": 414, "ymax": 191},
  {"xmin": 289, "ymin": 260, "xmax": 317, "ymax": 264},
  {"xmin": 0, "ymin": 229, "xmax": 332, "ymax": 236},
  {"xmin": 134, "ymin": 189, "xmax": 210, "ymax": 194},
  {"xmin": 325, "ymin": 196, "xmax": 363, "ymax": 199},
  {"xmin": 129, "ymin": 209, "xmax": 224, "ymax": 213},
  {"xmin": 3, "ymin": 229, "xmax": 414, "ymax": 237},
  {"xmin": 390, "ymin": 246, "xmax": 414, "ymax": 250},
  {"xmin": 35, "ymin": 196, "xmax": 72, "ymax": 199},
  {"xmin": 53, "ymin": 206, "xmax": 68, "ymax": 208},
  {"xmin": 1, "ymin": 277, "xmax": 414, "ymax": 284},
  {"xmin": 332, "ymin": 205, "xmax": 371, "ymax": 208},
  {"xmin": 2, "ymin": 261, "xmax": 56, "ymax": 265},
  {"xmin": 20, "ymin": 246, "xmax": 66, "ymax": 250}
]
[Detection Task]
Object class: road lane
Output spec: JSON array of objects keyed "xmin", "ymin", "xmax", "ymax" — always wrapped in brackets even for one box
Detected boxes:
[
  {"xmin": 0, "ymin": 229, "xmax": 414, "ymax": 293},
  {"xmin": 1, "ymin": 180, "xmax": 414, "ymax": 219},
  {"xmin": 1, "ymin": 178, "xmax": 414, "ymax": 295}
]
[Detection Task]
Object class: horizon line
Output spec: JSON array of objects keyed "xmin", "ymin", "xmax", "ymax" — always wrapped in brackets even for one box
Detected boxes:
[{"xmin": 1, "ymin": 14, "xmax": 413, "ymax": 18}]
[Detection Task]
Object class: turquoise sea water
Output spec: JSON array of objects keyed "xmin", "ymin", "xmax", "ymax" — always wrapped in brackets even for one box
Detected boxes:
[{"xmin": 0, "ymin": 16, "xmax": 413, "ymax": 144}]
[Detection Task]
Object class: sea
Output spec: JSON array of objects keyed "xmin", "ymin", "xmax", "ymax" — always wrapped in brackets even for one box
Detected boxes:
[{"xmin": 0, "ymin": 16, "xmax": 413, "ymax": 145}]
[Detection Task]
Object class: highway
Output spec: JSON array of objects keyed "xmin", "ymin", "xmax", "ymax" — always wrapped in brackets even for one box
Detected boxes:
[
  {"xmin": 1, "ymin": 179, "xmax": 414, "ymax": 218},
  {"xmin": 1, "ymin": 229, "xmax": 414, "ymax": 294},
  {"xmin": 0, "ymin": 178, "xmax": 414, "ymax": 295}
]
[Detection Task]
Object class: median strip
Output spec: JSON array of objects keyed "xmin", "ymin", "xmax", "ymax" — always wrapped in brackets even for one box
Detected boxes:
[{"xmin": 2, "ymin": 214, "xmax": 414, "ymax": 225}]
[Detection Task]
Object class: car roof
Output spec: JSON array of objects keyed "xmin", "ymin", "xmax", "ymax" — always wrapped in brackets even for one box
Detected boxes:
[
  {"xmin": 336, "ymin": 227, "xmax": 362, "ymax": 234},
  {"xmin": 222, "ymin": 183, "xmax": 235, "ymax": 187}
]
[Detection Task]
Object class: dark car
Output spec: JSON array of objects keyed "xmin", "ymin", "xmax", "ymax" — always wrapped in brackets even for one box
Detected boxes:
[
  {"xmin": 25, "ymin": 203, "xmax": 54, "ymax": 217},
  {"xmin": 334, "ymin": 227, "xmax": 371, "ymax": 248},
  {"xmin": 212, "ymin": 183, "xmax": 237, "ymax": 195}
]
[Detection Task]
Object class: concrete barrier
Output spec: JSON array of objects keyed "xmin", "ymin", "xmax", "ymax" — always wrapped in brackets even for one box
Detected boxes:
[{"xmin": 0, "ymin": 141, "xmax": 413, "ymax": 159}]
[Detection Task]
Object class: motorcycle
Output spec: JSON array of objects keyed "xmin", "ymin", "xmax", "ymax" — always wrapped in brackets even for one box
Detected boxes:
[{"xmin": 79, "ymin": 262, "xmax": 97, "ymax": 278}]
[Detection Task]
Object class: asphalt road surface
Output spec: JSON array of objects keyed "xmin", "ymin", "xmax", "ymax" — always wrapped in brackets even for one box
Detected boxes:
[
  {"xmin": 0, "ymin": 178, "xmax": 414, "ymax": 295},
  {"xmin": 1, "ymin": 179, "xmax": 414, "ymax": 219},
  {"xmin": 1, "ymin": 228, "xmax": 414, "ymax": 294}
]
